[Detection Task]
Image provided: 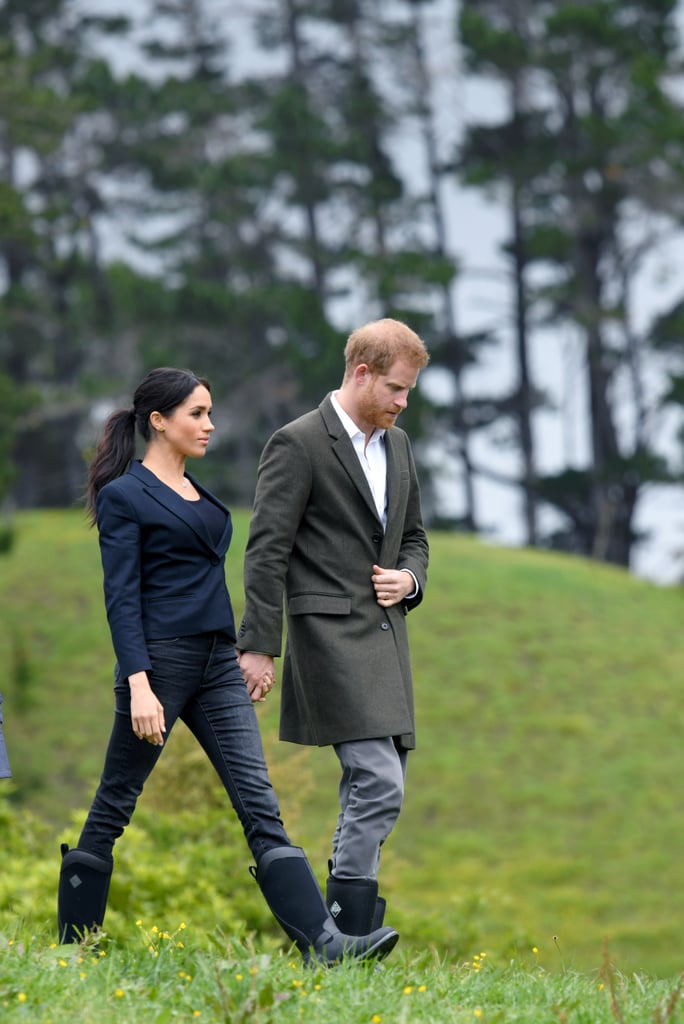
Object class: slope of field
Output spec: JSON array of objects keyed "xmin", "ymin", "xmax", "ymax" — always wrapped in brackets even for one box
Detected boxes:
[{"xmin": 2, "ymin": 510, "xmax": 684, "ymax": 975}]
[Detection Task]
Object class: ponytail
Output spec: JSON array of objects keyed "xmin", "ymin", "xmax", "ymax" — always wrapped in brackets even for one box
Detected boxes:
[{"xmin": 86, "ymin": 408, "xmax": 136, "ymax": 523}]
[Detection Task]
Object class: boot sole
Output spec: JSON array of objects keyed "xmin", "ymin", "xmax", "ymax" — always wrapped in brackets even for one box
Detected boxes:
[
  {"xmin": 362, "ymin": 929, "xmax": 399, "ymax": 962},
  {"xmin": 304, "ymin": 929, "xmax": 399, "ymax": 966}
]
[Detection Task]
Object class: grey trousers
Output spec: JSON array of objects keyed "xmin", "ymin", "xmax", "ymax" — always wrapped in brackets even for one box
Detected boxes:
[
  {"xmin": 330, "ymin": 736, "xmax": 407, "ymax": 879},
  {"xmin": 0, "ymin": 694, "xmax": 11, "ymax": 779}
]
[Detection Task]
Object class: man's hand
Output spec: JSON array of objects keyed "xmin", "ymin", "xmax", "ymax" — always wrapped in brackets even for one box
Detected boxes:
[
  {"xmin": 237, "ymin": 651, "xmax": 276, "ymax": 703},
  {"xmin": 372, "ymin": 564, "xmax": 415, "ymax": 607}
]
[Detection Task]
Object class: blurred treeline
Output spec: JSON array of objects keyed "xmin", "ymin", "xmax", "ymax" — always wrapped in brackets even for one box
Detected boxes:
[{"xmin": 3, "ymin": 0, "xmax": 684, "ymax": 569}]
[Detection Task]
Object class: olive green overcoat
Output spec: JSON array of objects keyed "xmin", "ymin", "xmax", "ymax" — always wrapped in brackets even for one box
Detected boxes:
[{"xmin": 238, "ymin": 394, "xmax": 428, "ymax": 749}]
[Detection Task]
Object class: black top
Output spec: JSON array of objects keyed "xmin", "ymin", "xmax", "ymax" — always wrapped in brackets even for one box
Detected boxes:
[{"xmin": 194, "ymin": 493, "xmax": 229, "ymax": 548}]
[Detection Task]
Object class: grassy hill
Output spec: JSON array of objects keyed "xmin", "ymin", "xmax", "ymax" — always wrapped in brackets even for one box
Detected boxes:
[{"xmin": 2, "ymin": 509, "xmax": 684, "ymax": 977}]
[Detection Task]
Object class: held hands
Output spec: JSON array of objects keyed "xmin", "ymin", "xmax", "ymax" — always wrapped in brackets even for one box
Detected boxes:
[
  {"xmin": 372, "ymin": 564, "xmax": 414, "ymax": 607},
  {"xmin": 237, "ymin": 651, "xmax": 275, "ymax": 703},
  {"xmin": 128, "ymin": 672, "xmax": 166, "ymax": 746}
]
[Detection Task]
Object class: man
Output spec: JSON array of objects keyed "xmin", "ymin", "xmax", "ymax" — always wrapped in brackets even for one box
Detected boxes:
[{"xmin": 238, "ymin": 318, "xmax": 429, "ymax": 937}]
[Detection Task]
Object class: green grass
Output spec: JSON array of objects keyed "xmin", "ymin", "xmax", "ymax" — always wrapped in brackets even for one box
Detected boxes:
[
  {"xmin": 1, "ymin": 926, "xmax": 683, "ymax": 1024},
  {"xmin": 3, "ymin": 510, "xmax": 684, "ymax": 980}
]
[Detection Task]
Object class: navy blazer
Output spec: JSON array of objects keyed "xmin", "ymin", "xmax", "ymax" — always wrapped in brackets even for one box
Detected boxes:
[{"xmin": 96, "ymin": 460, "xmax": 236, "ymax": 679}]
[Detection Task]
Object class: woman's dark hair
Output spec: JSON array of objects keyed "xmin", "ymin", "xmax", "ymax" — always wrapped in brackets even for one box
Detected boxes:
[{"xmin": 86, "ymin": 367, "xmax": 209, "ymax": 522}]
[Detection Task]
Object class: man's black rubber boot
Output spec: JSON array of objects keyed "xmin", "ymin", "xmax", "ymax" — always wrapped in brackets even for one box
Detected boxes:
[{"xmin": 326, "ymin": 873, "xmax": 379, "ymax": 935}]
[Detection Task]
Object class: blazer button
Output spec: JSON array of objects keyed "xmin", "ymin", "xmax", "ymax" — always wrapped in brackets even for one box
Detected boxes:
[
  {"xmin": 381, "ymin": 622, "xmax": 390, "ymax": 630},
  {"xmin": 372, "ymin": 533, "xmax": 382, "ymax": 544}
]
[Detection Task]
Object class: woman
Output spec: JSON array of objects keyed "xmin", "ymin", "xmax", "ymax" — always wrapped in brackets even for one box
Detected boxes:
[
  {"xmin": 0, "ymin": 694, "xmax": 11, "ymax": 779},
  {"xmin": 57, "ymin": 367, "xmax": 398, "ymax": 965}
]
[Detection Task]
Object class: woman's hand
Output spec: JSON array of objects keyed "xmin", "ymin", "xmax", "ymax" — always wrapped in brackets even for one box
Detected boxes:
[{"xmin": 128, "ymin": 672, "xmax": 166, "ymax": 745}]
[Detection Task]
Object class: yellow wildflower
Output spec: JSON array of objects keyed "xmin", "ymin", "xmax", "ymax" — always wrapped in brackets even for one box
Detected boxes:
[{"xmin": 18, "ymin": 993, "xmax": 27, "ymax": 1003}]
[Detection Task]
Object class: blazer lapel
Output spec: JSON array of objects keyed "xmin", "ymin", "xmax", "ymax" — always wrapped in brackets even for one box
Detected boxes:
[{"xmin": 128, "ymin": 461, "xmax": 230, "ymax": 555}]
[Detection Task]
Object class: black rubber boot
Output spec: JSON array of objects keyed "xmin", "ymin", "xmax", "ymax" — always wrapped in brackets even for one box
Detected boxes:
[
  {"xmin": 326, "ymin": 874, "xmax": 379, "ymax": 935},
  {"xmin": 58, "ymin": 843, "xmax": 113, "ymax": 944},
  {"xmin": 253, "ymin": 846, "xmax": 398, "ymax": 965},
  {"xmin": 372, "ymin": 895, "xmax": 387, "ymax": 930}
]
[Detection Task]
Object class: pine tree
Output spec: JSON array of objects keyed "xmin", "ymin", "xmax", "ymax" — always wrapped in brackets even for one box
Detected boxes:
[{"xmin": 458, "ymin": 0, "xmax": 684, "ymax": 565}]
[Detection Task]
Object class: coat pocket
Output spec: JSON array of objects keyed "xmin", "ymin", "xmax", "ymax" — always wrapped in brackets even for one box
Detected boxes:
[{"xmin": 288, "ymin": 593, "xmax": 351, "ymax": 616}]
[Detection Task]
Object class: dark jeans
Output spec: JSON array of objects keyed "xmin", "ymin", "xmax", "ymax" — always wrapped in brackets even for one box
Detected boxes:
[{"xmin": 78, "ymin": 634, "xmax": 289, "ymax": 862}]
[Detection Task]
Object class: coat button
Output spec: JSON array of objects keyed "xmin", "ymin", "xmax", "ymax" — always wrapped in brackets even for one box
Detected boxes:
[
  {"xmin": 381, "ymin": 622, "xmax": 389, "ymax": 630},
  {"xmin": 372, "ymin": 533, "xmax": 382, "ymax": 543}
]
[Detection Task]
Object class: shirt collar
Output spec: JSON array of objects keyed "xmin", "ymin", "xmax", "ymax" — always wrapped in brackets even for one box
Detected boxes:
[{"xmin": 331, "ymin": 391, "xmax": 386, "ymax": 444}]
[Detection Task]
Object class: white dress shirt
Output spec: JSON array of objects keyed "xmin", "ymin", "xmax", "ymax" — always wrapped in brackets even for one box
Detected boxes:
[
  {"xmin": 331, "ymin": 391, "xmax": 387, "ymax": 526},
  {"xmin": 331, "ymin": 391, "xmax": 418, "ymax": 598}
]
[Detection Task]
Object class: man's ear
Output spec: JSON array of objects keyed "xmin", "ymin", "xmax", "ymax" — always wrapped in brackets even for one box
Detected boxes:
[{"xmin": 354, "ymin": 363, "xmax": 370, "ymax": 385}]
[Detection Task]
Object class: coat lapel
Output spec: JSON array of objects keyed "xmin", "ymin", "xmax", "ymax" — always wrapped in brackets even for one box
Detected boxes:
[
  {"xmin": 382, "ymin": 430, "xmax": 408, "ymax": 552},
  {"xmin": 320, "ymin": 395, "xmax": 383, "ymax": 525}
]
